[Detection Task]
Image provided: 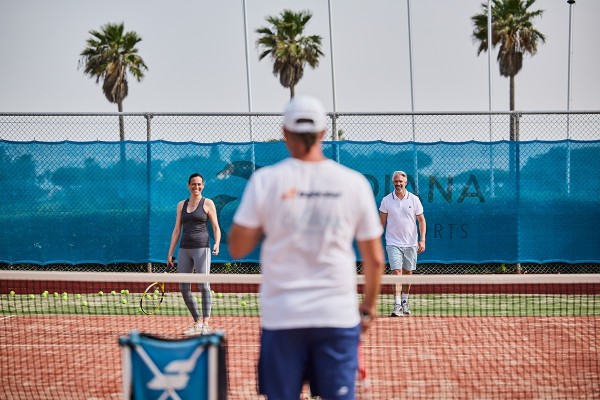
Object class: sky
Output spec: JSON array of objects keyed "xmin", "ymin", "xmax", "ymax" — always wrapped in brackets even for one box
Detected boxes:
[{"xmin": 1, "ymin": 0, "xmax": 599, "ymax": 114}]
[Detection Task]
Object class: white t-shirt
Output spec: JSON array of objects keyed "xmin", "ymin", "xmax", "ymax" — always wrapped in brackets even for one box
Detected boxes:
[
  {"xmin": 233, "ymin": 158, "xmax": 383, "ymax": 330},
  {"xmin": 379, "ymin": 191, "xmax": 424, "ymax": 247}
]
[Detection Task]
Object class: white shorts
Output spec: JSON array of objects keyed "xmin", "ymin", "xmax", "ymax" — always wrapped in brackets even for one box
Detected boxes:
[{"xmin": 386, "ymin": 245, "xmax": 417, "ymax": 272}]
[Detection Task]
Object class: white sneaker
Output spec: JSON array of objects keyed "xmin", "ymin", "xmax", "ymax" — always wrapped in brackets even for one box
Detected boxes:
[
  {"xmin": 390, "ymin": 304, "xmax": 403, "ymax": 317},
  {"xmin": 183, "ymin": 322, "xmax": 203, "ymax": 336},
  {"xmin": 201, "ymin": 324, "xmax": 211, "ymax": 335},
  {"xmin": 401, "ymin": 300, "xmax": 411, "ymax": 315}
]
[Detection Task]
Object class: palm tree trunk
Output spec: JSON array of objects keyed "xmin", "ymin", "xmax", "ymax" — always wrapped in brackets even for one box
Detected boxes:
[
  {"xmin": 117, "ymin": 101, "xmax": 126, "ymax": 203},
  {"xmin": 118, "ymin": 101, "xmax": 125, "ymax": 141},
  {"xmin": 508, "ymin": 74, "xmax": 516, "ymax": 178},
  {"xmin": 508, "ymin": 74, "xmax": 522, "ymax": 274},
  {"xmin": 117, "ymin": 101, "xmax": 126, "ymax": 164},
  {"xmin": 509, "ymin": 75, "xmax": 515, "ymax": 140}
]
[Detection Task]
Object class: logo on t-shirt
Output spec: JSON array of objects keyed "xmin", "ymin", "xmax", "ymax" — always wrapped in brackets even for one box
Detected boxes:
[
  {"xmin": 281, "ymin": 187, "xmax": 298, "ymax": 200},
  {"xmin": 281, "ymin": 188, "xmax": 341, "ymax": 200}
]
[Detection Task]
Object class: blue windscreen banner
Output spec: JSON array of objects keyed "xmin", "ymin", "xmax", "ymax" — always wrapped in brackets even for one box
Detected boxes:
[{"xmin": 0, "ymin": 140, "xmax": 598, "ymax": 265}]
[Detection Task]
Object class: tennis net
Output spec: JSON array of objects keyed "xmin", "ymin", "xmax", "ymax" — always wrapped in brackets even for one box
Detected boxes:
[{"xmin": 1, "ymin": 271, "xmax": 599, "ymax": 399}]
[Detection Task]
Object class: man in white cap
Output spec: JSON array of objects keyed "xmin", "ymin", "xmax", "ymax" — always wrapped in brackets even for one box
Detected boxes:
[{"xmin": 228, "ymin": 95, "xmax": 385, "ymax": 400}]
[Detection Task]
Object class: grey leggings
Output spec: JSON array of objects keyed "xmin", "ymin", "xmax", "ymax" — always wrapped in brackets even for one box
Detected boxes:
[{"xmin": 177, "ymin": 247, "xmax": 212, "ymax": 322}]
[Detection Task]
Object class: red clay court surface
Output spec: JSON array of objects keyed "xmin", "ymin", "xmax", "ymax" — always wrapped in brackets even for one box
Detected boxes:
[{"xmin": 1, "ymin": 314, "xmax": 598, "ymax": 399}]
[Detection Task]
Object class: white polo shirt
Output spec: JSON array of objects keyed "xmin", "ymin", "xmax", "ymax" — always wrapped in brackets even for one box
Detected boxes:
[{"xmin": 379, "ymin": 190, "xmax": 424, "ymax": 247}]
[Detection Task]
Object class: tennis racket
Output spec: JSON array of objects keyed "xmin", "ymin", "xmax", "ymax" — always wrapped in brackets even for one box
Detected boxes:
[
  {"xmin": 357, "ymin": 341, "xmax": 372, "ymax": 399},
  {"xmin": 139, "ymin": 258, "xmax": 174, "ymax": 315},
  {"xmin": 139, "ymin": 281, "xmax": 165, "ymax": 315}
]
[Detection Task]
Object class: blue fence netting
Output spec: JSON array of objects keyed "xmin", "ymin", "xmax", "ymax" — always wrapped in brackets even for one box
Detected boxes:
[{"xmin": 1, "ymin": 139, "xmax": 598, "ymax": 265}]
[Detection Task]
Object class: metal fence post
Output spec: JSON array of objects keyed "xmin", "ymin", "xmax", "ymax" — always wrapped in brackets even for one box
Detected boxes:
[{"xmin": 146, "ymin": 113, "xmax": 153, "ymax": 273}]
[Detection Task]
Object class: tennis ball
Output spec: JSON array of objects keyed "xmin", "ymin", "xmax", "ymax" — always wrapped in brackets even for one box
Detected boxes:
[
  {"xmin": 123, "ymin": 289, "xmax": 129, "ymax": 295},
  {"xmin": 240, "ymin": 301, "xmax": 247, "ymax": 307},
  {"xmin": 41, "ymin": 292, "xmax": 48, "ymax": 298},
  {"xmin": 121, "ymin": 299, "xmax": 128, "ymax": 304},
  {"xmin": 153, "ymin": 295, "xmax": 158, "ymax": 300},
  {"xmin": 29, "ymin": 294, "xmax": 35, "ymax": 299},
  {"xmin": 43, "ymin": 290, "xmax": 49, "ymax": 295},
  {"xmin": 211, "ymin": 290, "xmax": 215, "ymax": 296},
  {"xmin": 81, "ymin": 300, "xmax": 88, "ymax": 306},
  {"xmin": 62, "ymin": 292, "xmax": 68, "ymax": 297},
  {"xmin": 54, "ymin": 292, "xmax": 59, "ymax": 297},
  {"xmin": 76, "ymin": 294, "xmax": 81, "ymax": 299},
  {"xmin": 111, "ymin": 290, "xmax": 116, "ymax": 295},
  {"xmin": 98, "ymin": 291, "xmax": 104, "ymax": 296},
  {"xmin": 9, "ymin": 291, "xmax": 15, "ymax": 297},
  {"xmin": 216, "ymin": 292, "xmax": 223, "ymax": 298},
  {"xmin": 120, "ymin": 289, "xmax": 126, "ymax": 294}
]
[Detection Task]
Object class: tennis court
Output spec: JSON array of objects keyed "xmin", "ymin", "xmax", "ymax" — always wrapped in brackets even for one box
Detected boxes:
[{"xmin": 1, "ymin": 272, "xmax": 599, "ymax": 399}]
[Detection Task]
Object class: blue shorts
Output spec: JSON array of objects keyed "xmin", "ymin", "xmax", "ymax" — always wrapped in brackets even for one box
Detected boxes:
[{"xmin": 258, "ymin": 325, "xmax": 361, "ymax": 400}]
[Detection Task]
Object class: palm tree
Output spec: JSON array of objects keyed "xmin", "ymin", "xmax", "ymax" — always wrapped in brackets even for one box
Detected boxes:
[
  {"xmin": 472, "ymin": 0, "xmax": 544, "ymax": 274},
  {"xmin": 256, "ymin": 9, "xmax": 324, "ymax": 98},
  {"xmin": 79, "ymin": 22, "xmax": 148, "ymax": 141},
  {"xmin": 472, "ymin": 0, "xmax": 545, "ymax": 140}
]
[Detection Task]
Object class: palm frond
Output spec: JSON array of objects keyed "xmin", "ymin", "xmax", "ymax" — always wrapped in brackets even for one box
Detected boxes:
[
  {"xmin": 79, "ymin": 22, "xmax": 148, "ymax": 104},
  {"xmin": 255, "ymin": 9, "xmax": 324, "ymax": 96}
]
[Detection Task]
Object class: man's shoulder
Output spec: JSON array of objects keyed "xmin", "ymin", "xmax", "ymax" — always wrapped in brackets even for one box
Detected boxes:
[
  {"xmin": 408, "ymin": 191, "xmax": 423, "ymax": 202},
  {"xmin": 381, "ymin": 192, "xmax": 394, "ymax": 201}
]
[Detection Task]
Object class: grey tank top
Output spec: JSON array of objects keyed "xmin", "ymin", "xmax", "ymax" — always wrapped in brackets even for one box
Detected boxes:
[{"xmin": 180, "ymin": 198, "xmax": 210, "ymax": 248}]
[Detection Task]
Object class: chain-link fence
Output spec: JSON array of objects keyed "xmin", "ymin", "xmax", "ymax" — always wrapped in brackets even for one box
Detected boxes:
[
  {"xmin": 2, "ymin": 111, "xmax": 599, "ymax": 142},
  {"xmin": 1, "ymin": 111, "xmax": 599, "ymax": 274}
]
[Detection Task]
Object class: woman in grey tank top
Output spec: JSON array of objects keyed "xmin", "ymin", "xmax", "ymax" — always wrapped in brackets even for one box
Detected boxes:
[{"xmin": 167, "ymin": 173, "xmax": 221, "ymax": 335}]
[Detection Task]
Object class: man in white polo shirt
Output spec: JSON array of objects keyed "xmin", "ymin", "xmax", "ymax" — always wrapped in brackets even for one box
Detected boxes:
[{"xmin": 379, "ymin": 170, "xmax": 426, "ymax": 316}]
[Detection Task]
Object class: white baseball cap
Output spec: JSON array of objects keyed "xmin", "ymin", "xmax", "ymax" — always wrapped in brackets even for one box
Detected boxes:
[{"xmin": 283, "ymin": 95, "xmax": 327, "ymax": 134}]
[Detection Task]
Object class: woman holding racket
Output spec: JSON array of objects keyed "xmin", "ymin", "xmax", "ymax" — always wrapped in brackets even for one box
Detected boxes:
[
  {"xmin": 167, "ymin": 173, "xmax": 221, "ymax": 335},
  {"xmin": 229, "ymin": 95, "xmax": 385, "ymax": 400}
]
